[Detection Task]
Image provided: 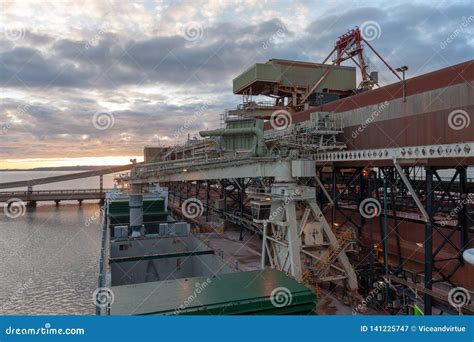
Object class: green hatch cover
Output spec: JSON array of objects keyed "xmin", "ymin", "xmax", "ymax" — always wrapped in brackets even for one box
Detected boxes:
[{"xmin": 110, "ymin": 269, "xmax": 316, "ymax": 315}]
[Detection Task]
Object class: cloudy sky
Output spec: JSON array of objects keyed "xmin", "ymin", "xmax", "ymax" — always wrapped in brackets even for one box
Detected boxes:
[{"xmin": 0, "ymin": 0, "xmax": 472, "ymax": 168}]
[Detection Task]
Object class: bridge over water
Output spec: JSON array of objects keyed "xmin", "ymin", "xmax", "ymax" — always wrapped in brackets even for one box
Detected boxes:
[
  {"xmin": 0, "ymin": 188, "xmax": 116, "ymax": 205},
  {"xmin": 0, "ymin": 164, "xmax": 133, "ymax": 190},
  {"xmin": 0, "ymin": 164, "xmax": 133, "ymax": 206}
]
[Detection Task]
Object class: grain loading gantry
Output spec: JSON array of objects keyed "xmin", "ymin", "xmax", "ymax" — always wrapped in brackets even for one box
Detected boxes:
[
  {"xmin": 131, "ymin": 140, "xmax": 474, "ymax": 314},
  {"xmin": 129, "ymin": 26, "xmax": 473, "ymax": 315},
  {"xmin": 131, "ymin": 156, "xmax": 359, "ymax": 292},
  {"xmin": 230, "ymin": 27, "xmax": 401, "ymax": 118}
]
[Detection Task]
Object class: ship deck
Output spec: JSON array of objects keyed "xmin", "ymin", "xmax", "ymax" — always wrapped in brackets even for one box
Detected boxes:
[{"xmin": 110, "ymin": 269, "xmax": 316, "ymax": 315}]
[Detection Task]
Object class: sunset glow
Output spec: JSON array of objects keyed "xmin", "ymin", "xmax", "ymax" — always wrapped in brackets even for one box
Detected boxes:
[
  {"xmin": 1, "ymin": 0, "xmax": 471, "ymax": 169},
  {"xmin": 0, "ymin": 156, "xmax": 143, "ymax": 170}
]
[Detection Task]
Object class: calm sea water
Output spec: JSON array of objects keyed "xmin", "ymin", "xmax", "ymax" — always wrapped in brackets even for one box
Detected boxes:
[
  {"xmin": 1, "ymin": 168, "xmax": 472, "ymax": 315},
  {"xmin": 0, "ymin": 171, "xmax": 115, "ymax": 315}
]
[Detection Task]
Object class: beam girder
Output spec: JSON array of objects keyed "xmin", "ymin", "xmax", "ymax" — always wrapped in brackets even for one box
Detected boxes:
[{"xmin": 132, "ymin": 159, "xmax": 293, "ymax": 183}]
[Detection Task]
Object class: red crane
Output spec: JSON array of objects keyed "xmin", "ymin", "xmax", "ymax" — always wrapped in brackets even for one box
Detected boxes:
[{"xmin": 299, "ymin": 27, "xmax": 401, "ymax": 105}]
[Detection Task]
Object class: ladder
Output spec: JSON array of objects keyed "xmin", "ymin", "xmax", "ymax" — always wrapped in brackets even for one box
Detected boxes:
[{"xmin": 310, "ymin": 230, "xmax": 352, "ymax": 282}]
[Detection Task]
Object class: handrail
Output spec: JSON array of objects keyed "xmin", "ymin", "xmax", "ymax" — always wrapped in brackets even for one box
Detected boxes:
[
  {"xmin": 0, "ymin": 164, "xmax": 134, "ymax": 190},
  {"xmin": 0, "ymin": 188, "xmax": 115, "ymax": 195}
]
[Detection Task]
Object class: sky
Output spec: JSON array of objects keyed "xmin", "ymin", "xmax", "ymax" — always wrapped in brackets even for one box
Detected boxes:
[{"xmin": 0, "ymin": 0, "xmax": 472, "ymax": 169}]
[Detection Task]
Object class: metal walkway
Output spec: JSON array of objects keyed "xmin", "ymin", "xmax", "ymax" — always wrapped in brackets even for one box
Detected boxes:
[
  {"xmin": 0, "ymin": 164, "xmax": 133, "ymax": 190},
  {"xmin": 0, "ymin": 188, "xmax": 114, "ymax": 204}
]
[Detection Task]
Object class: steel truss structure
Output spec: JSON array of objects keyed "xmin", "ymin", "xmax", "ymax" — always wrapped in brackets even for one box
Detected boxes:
[
  {"xmin": 252, "ymin": 182, "xmax": 358, "ymax": 290},
  {"xmin": 166, "ymin": 178, "xmax": 260, "ymax": 238},
  {"xmin": 132, "ymin": 159, "xmax": 360, "ymax": 295},
  {"xmin": 315, "ymin": 143, "xmax": 474, "ymax": 163},
  {"xmin": 265, "ymin": 113, "xmax": 347, "ymax": 156},
  {"xmin": 315, "ymin": 159, "xmax": 473, "ymax": 315},
  {"xmin": 131, "ymin": 141, "xmax": 474, "ymax": 315}
]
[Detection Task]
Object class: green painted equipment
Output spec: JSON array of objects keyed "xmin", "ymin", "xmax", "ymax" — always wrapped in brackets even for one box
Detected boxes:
[
  {"xmin": 108, "ymin": 233, "xmax": 234, "ymax": 286},
  {"xmin": 108, "ymin": 198, "xmax": 167, "ymax": 224},
  {"xmin": 411, "ymin": 304, "xmax": 424, "ymax": 316},
  {"xmin": 200, "ymin": 118, "xmax": 267, "ymax": 157},
  {"xmin": 233, "ymin": 59, "xmax": 356, "ymax": 96},
  {"xmin": 111, "ymin": 269, "xmax": 316, "ymax": 315}
]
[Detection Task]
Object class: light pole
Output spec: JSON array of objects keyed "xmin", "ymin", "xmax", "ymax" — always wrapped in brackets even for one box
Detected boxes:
[{"xmin": 396, "ymin": 66, "xmax": 408, "ymax": 102}]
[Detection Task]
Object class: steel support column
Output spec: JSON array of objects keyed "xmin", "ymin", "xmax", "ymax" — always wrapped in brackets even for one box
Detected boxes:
[
  {"xmin": 424, "ymin": 167, "xmax": 434, "ymax": 315},
  {"xmin": 459, "ymin": 166, "xmax": 468, "ymax": 260},
  {"xmin": 359, "ymin": 168, "xmax": 365, "ymax": 236},
  {"xmin": 206, "ymin": 181, "xmax": 210, "ymax": 222},
  {"xmin": 382, "ymin": 174, "xmax": 389, "ymax": 276},
  {"xmin": 331, "ymin": 168, "xmax": 337, "ymax": 227},
  {"xmin": 239, "ymin": 178, "xmax": 245, "ymax": 241}
]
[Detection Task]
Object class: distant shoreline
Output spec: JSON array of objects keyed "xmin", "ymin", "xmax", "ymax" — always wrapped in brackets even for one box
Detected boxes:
[{"xmin": 0, "ymin": 166, "xmax": 117, "ymax": 172}]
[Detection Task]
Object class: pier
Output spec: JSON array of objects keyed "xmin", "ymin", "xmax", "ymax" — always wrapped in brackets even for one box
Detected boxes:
[
  {"xmin": 0, "ymin": 164, "xmax": 134, "ymax": 206},
  {"xmin": 0, "ymin": 164, "xmax": 133, "ymax": 190},
  {"xmin": 0, "ymin": 188, "xmax": 114, "ymax": 206}
]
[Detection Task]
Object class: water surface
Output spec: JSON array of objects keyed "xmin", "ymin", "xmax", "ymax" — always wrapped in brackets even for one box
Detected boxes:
[{"xmin": 0, "ymin": 172, "xmax": 115, "ymax": 315}]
